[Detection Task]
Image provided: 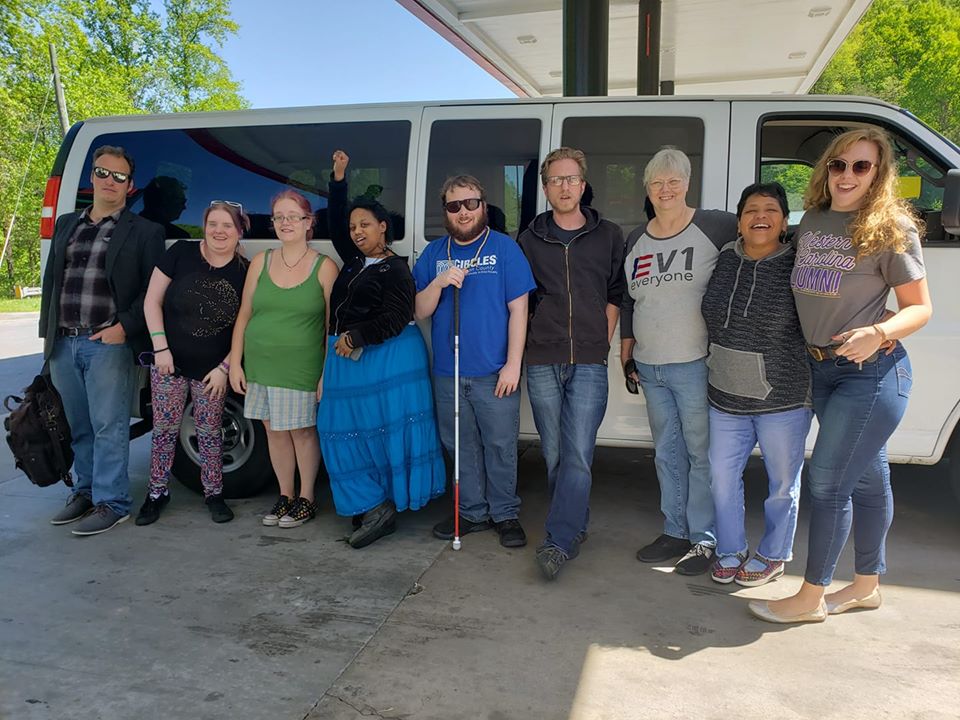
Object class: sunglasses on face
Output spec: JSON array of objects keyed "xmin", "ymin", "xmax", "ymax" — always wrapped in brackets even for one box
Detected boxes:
[
  {"xmin": 826, "ymin": 159, "xmax": 877, "ymax": 176},
  {"xmin": 93, "ymin": 166, "xmax": 130, "ymax": 183},
  {"xmin": 210, "ymin": 200, "xmax": 244, "ymax": 214},
  {"xmin": 443, "ymin": 198, "xmax": 483, "ymax": 213}
]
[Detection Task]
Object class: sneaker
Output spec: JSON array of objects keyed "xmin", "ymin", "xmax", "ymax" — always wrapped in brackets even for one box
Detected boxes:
[
  {"xmin": 262, "ymin": 495, "xmax": 293, "ymax": 527},
  {"xmin": 349, "ymin": 500, "xmax": 397, "ymax": 549},
  {"xmin": 135, "ymin": 493, "xmax": 171, "ymax": 526},
  {"xmin": 710, "ymin": 551, "xmax": 748, "ymax": 584},
  {"xmin": 494, "ymin": 518, "xmax": 527, "ymax": 548},
  {"xmin": 278, "ymin": 497, "xmax": 316, "ymax": 528},
  {"xmin": 432, "ymin": 515, "xmax": 492, "ymax": 540},
  {"xmin": 735, "ymin": 556, "xmax": 785, "ymax": 587},
  {"xmin": 205, "ymin": 494, "xmax": 234, "ymax": 524},
  {"xmin": 675, "ymin": 543, "xmax": 715, "ymax": 576},
  {"xmin": 535, "ymin": 544, "xmax": 569, "ymax": 581},
  {"xmin": 71, "ymin": 504, "xmax": 129, "ymax": 536},
  {"xmin": 636, "ymin": 534, "xmax": 692, "ymax": 563},
  {"xmin": 50, "ymin": 494, "xmax": 94, "ymax": 525}
]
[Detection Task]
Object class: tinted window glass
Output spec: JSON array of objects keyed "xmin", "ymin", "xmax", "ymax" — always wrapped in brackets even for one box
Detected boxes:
[
  {"xmin": 561, "ymin": 116, "xmax": 705, "ymax": 232},
  {"xmin": 424, "ymin": 118, "xmax": 541, "ymax": 241},
  {"xmin": 77, "ymin": 121, "xmax": 411, "ymax": 240}
]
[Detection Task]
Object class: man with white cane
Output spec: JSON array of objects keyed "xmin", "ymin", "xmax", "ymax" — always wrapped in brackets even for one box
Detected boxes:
[{"xmin": 414, "ymin": 175, "xmax": 535, "ymax": 549}]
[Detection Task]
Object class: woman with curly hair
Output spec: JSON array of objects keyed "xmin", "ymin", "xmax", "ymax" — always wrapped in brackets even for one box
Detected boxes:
[{"xmin": 749, "ymin": 127, "xmax": 932, "ymax": 623}]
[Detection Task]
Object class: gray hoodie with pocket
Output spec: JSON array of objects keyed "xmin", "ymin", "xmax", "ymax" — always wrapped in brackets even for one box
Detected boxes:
[{"xmin": 700, "ymin": 239, "xmax": 810, "ymax": 415}]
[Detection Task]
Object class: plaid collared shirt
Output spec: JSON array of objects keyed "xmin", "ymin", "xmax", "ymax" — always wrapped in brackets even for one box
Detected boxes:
[{"xmin": 58, "ymin": 208, "xmax": 121, "ymax": 330}]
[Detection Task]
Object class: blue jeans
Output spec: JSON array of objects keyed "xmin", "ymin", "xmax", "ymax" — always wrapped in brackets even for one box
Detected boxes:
[
  {"xmin": 526, "ymin": 363, "xmax": 608, "ymax": 555},
  {"xmin": 433, "ymin": 373, "xmax": 521, "ymax": 523},
  {"xmin": 709, "ymin": 406, "xmax": 812, "ymax": 561},
  {"xmin": 49, "ymin": 336, "xmax": 135, "ymax": 515},
  {"xmin": 636, "ymin": 358, "xmax": 715, "ymax": 545},
  {"xmin": 804, "ymin": 346, "xmax": 911, "ymax": 586}
]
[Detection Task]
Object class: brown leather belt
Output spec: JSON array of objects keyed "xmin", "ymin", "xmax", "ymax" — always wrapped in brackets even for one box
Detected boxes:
[{"xmin": 807, "ymin": 345, "xmax": 878, "ymax": 363}]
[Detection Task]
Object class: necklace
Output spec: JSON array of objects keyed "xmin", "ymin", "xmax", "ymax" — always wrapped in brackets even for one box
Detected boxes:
[
  {"xmin": 279, "ymin": 245, "xmax": 309, "ymax": 269},
  {"xmin": 447, "ymin": 226, "xmax": 490, "ymax": 271}
]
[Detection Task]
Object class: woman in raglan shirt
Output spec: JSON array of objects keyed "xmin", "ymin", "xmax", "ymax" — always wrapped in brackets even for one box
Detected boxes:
[
  {"xmin": 621, "ymin": 147, "xmax": 737, "ymax": 577},
  {"xmin": 749, "ymin": 128, "xmax": 931, "ymax": 624}
]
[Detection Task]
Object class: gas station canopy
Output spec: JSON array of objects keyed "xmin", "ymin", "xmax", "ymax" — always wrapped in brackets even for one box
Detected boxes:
[{"xmin": 396, "ymin": 0, "xmax": 873, "ymax": 97}]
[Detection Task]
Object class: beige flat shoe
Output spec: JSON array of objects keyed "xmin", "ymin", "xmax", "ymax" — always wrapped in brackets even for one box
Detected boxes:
[
  {"xmin": 826, "ymin": 587, "xmax": 882, "ymax": 615},
  {"xmin": 748, "ymin": 598, "xmax": 827, "ymax": 624}
]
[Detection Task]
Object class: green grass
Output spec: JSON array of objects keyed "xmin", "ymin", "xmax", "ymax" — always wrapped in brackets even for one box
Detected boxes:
[{"xmin": 0, "ymin": 297, "xmax": 41, "ymax": 312}]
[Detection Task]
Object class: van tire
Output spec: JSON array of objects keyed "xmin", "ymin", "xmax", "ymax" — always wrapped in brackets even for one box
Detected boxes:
[{"xmin": 172, "ymin": 395, "xmax": 275, "ymax": 498}]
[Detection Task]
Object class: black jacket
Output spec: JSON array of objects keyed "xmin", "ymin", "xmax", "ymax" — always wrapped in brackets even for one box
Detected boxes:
[
  {"xmin": 39, "ymin": 209, "xmax": 165, "ymax": 359},
  {"xmin": 517, "ymin": 206, "xmax": 626, "ymax": 365},
  {"xmin": 327, "ymin": 177, "xmax": 415, "ymax": 347}
]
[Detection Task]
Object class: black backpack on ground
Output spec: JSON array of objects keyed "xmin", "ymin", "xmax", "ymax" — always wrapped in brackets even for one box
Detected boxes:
[{"xmin": 3, "ymin": 373, "xmax": 74, "ymax": 488}]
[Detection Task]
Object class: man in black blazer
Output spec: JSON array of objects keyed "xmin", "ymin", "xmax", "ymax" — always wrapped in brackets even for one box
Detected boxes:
[{"xmin": 40, "ymin": 145, "xmax": 165, "ymax": 535}]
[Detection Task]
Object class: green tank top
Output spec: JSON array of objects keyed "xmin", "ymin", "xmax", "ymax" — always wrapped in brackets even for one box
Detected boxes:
[{"xmin": 244, "ymin": 250, "xmax": 327, "ymax": 391}]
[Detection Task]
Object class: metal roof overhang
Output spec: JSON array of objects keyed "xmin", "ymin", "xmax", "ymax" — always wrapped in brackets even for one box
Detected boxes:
[{"xmin": 396, "ymin": 0, "xmax": 874, "ymax": 97}]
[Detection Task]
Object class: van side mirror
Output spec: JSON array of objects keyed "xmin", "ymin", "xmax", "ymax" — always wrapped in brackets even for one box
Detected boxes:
[{"xmin": 942, "ymin": 169, "xmax": 960, "ymax": 236}]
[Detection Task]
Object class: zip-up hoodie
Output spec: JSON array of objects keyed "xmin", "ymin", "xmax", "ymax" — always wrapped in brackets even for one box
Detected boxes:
[
  {"xmin": 517, "ymin": 206, "xmax": 626, "ymax": 365},
  {"xmin": 700, "ymin": 239, "xmax": 810, "ymax": 415}
]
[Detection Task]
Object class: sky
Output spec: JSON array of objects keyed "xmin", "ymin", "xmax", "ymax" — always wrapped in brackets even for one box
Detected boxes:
[{"xmin": 216, "ymin": 0, "xmax": 516, "ymax": 108}]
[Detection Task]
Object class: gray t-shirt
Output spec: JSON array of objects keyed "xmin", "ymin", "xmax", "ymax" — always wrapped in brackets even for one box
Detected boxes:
[
  {"xmin": 621, "ymin": 208, "xmax": 737, "ymax": 365},
  {"xmin": 791, "ymin": 208, "xmax": 925, "ymax": 346}
]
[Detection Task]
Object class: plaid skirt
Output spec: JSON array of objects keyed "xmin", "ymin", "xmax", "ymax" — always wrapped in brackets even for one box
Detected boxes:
[{"xmin": 244, "ymin": 382, "xmax": 317, "ymax": 431}]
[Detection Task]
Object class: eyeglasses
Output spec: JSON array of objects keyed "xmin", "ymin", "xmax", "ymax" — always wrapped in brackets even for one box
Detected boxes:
[
  {"xmin": 826, "ymin": 159, "xmax": 877, "ymax": 176},
  {"xmin": 210, "ymin": 200, "xmax": 244, "ymax": 214},
  {"xmin": 647, "ymin": 178, "xmax": 684, "ymax": 191},
  {"xmin": 623, "ymin": 359, "xmax": 639, "ymax": 395},
  {"xmin": 271, "ymin": 214, "xmax": 308, "ymax": 225},
  {"xmin": 93, "ymin": 166, "xmax": 130, "ymax": 183},
  {"xmin": 443, "ymin": 198, "xmax": 483, "ymax": 213},
  {"xmin": 544, "ymin": 175, "xmax": 584, "ymax": 187}
]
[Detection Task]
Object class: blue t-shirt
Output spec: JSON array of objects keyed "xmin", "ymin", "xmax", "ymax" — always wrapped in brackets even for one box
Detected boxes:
[{"xmin": 413, "ymin": 228, "xmax": 535, "ymax": 377}]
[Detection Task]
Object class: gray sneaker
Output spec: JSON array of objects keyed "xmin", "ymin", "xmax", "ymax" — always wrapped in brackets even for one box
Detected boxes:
[
  {"xmin": 71, "ymin": 504, "xmax": 129, "ymax": 536},
  {"xmin": 50, "ymin": 494, "xmax": 94, "ymax": 525},
  {"xmin": 535, "ymin": 544, "xmax": 569, "ymax": 581},
  {"xmin": 348, "ymin": 500, "xmax": 397, "ymax": 549}
]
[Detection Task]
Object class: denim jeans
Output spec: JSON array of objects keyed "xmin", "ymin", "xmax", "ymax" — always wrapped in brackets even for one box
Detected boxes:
[
  {"xmin": 709, "ymin": 406, "xmax": 813, "ymax": 561},
  {"xmin": 49, "ymin": 336, "xmax": 135, "ymax": 515},
  {"xmin": 526, "ymin": 363, "xmax": 608, "ymax": 555},
  {"xmin": 636, "ymin": 358, "xmax": 715, "ymax": 545},
  {"xmin": 804, "ymin": 346, "xmax": 911, "ymax": 586},
  {"xmin": 433, "ymin": 373, "xmax": 521, "ymax": 523}
]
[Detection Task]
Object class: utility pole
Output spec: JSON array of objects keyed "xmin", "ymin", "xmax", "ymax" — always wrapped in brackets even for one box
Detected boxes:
[{"xmin": 49, "ymin": 42, "xmax": 69, "ymax": 136}]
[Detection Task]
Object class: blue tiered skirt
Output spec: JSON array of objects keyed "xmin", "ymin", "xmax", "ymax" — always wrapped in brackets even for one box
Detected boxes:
[{"xmin": 317, "ymin": 324, "xmax": 446, "ymax": 516}]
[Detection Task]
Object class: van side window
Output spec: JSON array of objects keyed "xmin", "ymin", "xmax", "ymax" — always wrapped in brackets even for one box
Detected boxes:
[
  {"xmin": 560, "ymin": 116, "xmax": 705, "ymax": 232},
  {"xmin": 76, "ymin": 121, "xmax": 411, "ymax": 240},
  {"xmin": 760, "ymin": 118, "xmax": 954, "ymax": 244},
  {"xmin": 424, "ymin": 118, "xmax": 541, "ymax": 240}
]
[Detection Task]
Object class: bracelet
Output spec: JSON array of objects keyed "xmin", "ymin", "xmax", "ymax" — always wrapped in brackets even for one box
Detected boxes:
[
  {"xmin": 219, "ymin": 360, "xmax": 230, "ymax": 371},
  {"xmin": 873, "ymin": 324, "xmax": 888, "ymax": 343},
  {"xmin": 153, "ymin": 347, "xmax": 170, "ymax": 354},
  {"xmin": 215, "ymin": 365, "xmax": 229, "ymax": 375},
  {"xmin": 343, "ymin": 332, "xmax": 354, "ymax": 349},
  {"xmin": 150, "ymin": 331, "xmax": 166, "ymax": 337}
]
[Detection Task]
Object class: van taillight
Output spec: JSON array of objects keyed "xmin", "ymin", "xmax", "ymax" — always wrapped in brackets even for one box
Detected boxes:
[{"xmin": 40, "ymin": 176, "xmax": 61, "ymax": 239}]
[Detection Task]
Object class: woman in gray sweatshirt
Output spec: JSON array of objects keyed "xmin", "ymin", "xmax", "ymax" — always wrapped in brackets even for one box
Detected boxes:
[{"xmin": 700, "ymin": 182, "xmax": 812, "ymax": 587}]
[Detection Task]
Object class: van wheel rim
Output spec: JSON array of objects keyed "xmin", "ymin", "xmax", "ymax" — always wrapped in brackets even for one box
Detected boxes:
[{"xmin": 178, "ymin": 397, "xmax": 255, "ymax": 474}]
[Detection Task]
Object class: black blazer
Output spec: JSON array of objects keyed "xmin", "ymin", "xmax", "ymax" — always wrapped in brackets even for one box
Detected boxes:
[{"xmin": 39, "ymin": 209, "xmax": 166, "ymax": 359}]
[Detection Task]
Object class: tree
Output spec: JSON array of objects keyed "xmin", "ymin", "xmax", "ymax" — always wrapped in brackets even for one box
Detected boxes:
[
  {"xmin": 813, "ymin": 0, "xmax": 960, "ymax": 143},
  {"xmin": 0, "ymin": 0, "xmax": 247, "ymax": 295}
]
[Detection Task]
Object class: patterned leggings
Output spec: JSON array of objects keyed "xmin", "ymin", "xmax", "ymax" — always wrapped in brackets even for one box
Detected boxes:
[{"xmin": 149, "ymin": 366, "xmax": 225, "ymax": 498}]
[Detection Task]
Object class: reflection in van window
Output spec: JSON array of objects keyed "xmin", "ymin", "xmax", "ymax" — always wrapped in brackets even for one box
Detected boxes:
[
  {"xmin": 424, "ymin": 118, "xmax": 541, "ymax": 241},
  {"xmin": 76, "ymin": 121, "xmax": 411, "ymax": 240},
  {"xmin": 561, "ymin": 116, "xmax": 705, "ymax": 233}
]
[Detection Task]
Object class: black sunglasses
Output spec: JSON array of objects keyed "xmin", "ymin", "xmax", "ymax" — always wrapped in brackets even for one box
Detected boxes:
[
  {"xmin": 137, "ymin": 351, "xmax": 182, "ymax": 377},
  {"xmin": 93, "ymin": 166, "xmax": 130, "ymax": 183},
  {"xmin": 624, "ymin": 359, "xmax": 639, "ymax": 395},
  {"xmin": 443, "ymin": 198, "xmax": 482, "ymax": 213},
  {"xmin": 826, "ymin": 159, "xmax": 876, "ymax": 177}
]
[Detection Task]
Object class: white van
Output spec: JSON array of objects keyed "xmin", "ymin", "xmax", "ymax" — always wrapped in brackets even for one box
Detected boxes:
[{"xmin": 40, "ymin": 95, "xmax": 960, "ymax": 501}]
